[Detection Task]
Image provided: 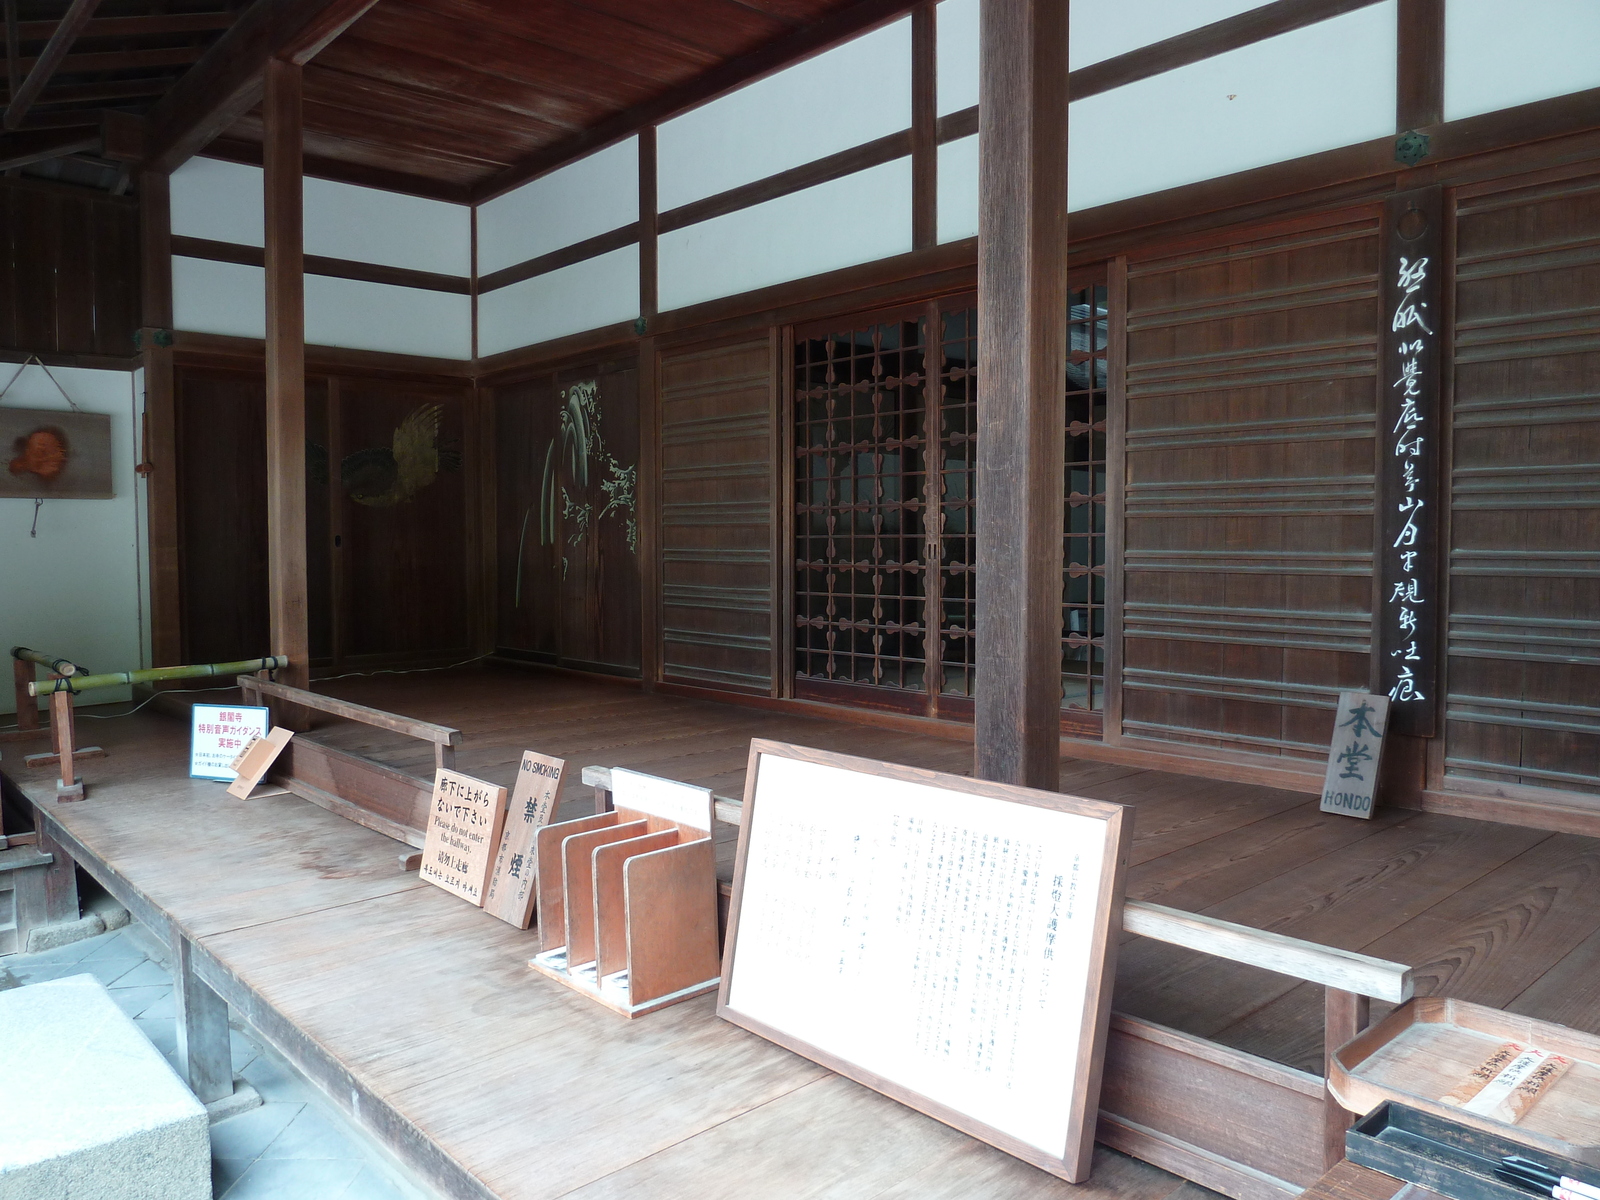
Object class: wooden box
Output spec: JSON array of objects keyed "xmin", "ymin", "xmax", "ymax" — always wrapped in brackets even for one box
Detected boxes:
[
  {"xmin": 1347, "ymin": 1103, "xmax": 1597, "ymax": 1200},
  {"xmin": 1330, "ymin": 997, "xmax": 1600, "ymax": 1166}
]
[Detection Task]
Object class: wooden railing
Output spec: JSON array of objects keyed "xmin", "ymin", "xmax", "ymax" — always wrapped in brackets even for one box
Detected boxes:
[
  {"xmin": 580, "ymin": 764, "xmax": 1409, "ymax": 1200},
  {"xmin": 237, "ymin": 677, "xmax": 462, "ymax": 848}
]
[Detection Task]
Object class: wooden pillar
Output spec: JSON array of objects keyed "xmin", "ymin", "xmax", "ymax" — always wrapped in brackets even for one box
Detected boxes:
[
  {"xmin": 973, "ymin": 0, "xmax": 1068, "ymax": 789},
  {"xmin": 140, "ymin": 170, "xmax": 181, "ymax": 668},
  {"xmin": 264, "ymin": 57, "xmax": 309, "ymax": 693},
  {"xmin": 171, "ymin": 925, "xmax": 233, "ymax": 1104},
  {"xmin": 1323, "ymin": 987, "xmax": 1371, "ymax": 1167}
]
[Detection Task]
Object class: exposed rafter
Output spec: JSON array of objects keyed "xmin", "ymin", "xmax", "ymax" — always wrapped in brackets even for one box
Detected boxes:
[
  {"xmin": 142, "ymin": 0, "xmax": 382, "ymax": 173},
  {"xmin": 2, "ymin": 0, "xmax": 106, "ymax": 131},
  {"xmin": 16, "ymin": 11, "xmax": 235, "ymax": 41},
  {"xmin": 3, "ymin": 0, "xmax": 18, "ymax": 107}
]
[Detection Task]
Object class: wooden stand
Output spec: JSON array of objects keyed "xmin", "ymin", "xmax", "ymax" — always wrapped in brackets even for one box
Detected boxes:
[
  {"xmin": 529, "ymin": 770, "xmax": 719, "ymax": 1018},
  {"xmin": 22, "ymin": 689, "xmax": 104, "ymax": 801}
]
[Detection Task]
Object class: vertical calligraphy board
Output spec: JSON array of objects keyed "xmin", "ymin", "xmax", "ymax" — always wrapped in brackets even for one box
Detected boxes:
[
  {"xmin": 483, "ymin": 751, "xmax": 565, "ymax": 929},
  {"xmin": 719, "ymin": 740, "xmax": 1129, "ymax": 1183},
  {"xmin": 1377, "ymin": 186, "xmax": 1443, "ymax": 736},
  {"xmin": 1320, "ymin": 691, "xmax": 1390, "ymax": 819},
  {"xmin": 420, "ymin": 769, "xmax": 509, "ymax": 906}
]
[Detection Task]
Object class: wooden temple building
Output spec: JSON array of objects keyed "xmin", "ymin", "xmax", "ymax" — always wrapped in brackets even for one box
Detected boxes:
[{"xmin": 3, "ymin": 0, "xmax": 1600, "ymax": 1197}]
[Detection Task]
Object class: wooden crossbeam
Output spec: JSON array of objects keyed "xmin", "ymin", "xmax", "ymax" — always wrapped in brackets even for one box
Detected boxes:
[
  {"xmin": 16, "ymin": 11, "xmax": 234, "ymax": 41},
  {"xmin": 3, "ymin": 0, "xmax": 105, "ymax": 131},
  {"xmin": 143, "ymin": 0, "xmax": 380, "ymax": 173},
  {"xmin": 0, "ymin": 127, "xmax": 97, "ymax": 170},
  {"xmin": 17, "ymin": 44, "xmax": 203, "ymax": 73}
]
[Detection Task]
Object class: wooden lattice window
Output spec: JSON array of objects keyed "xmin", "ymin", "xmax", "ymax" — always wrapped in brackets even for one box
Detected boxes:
[
  {"xmin": 793, "ymin": 312, "xmax": 930, "ymax": 698},
  {"xmin": 793, "ymin": 279, "xmax": 1113, "ymax": 727},
  {"xmin": 1063, "ymin": 282, "xmax": 1109, "ymax": 718}
]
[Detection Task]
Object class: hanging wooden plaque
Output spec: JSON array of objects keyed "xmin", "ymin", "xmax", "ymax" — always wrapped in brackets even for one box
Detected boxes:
[
  {"xmin": 483, "ymin": 751, "xmax": 565, "ymax": 929},
  {"xmin": 419, "ymin": 769, "xmax": 509, "ymax": 906},
  {"xmin": 1376, "ymin": 186, "xmax": 1443, "ymax": 737}
]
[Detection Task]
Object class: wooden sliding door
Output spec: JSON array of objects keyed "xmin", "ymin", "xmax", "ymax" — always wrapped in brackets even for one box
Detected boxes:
[
  {"xmin": 1443, "ymin": 170, "xmax": 1600, "ymax": 803},
  {"xmin": 495, "ymin": 359, "xmax": 641, "ymax": 676},
  {"xmin": 1112, "ymin": 210, "xmax": 1382, "ymax": 762}
]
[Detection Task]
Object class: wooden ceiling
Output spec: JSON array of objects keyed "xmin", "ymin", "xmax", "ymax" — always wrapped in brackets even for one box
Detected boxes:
[{"xmin": 208, "ymin": 0, "xmax": 899, "ymax": 203}]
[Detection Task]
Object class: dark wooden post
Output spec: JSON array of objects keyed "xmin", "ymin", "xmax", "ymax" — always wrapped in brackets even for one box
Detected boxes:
[
  {"xmin": 171, "ymin": 924, "xmax": 233, "ymax": 1105},
  {"xmin": 974, "ymin": 0, "xmax": 1069, "ymax": 789},
  {"xmin": 264, "ymin": 57, "xmax": 310, "ymax": 694},
  {"xmin": 140, "ymin": 169, "xmax": 182, "ymax": 669}
]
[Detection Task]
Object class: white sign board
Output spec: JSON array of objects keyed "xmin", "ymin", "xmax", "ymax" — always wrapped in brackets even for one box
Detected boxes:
[
  {"xmin": 611, "ymin": 767, "xmax": 713, "ymax": 832},
  {"xmin": 190, "ymin": 704, "xmax": 269, "ymax": 781},
  {"xmin": 1320, "ymin": 691, "xmax": 1390, "ymax": 819},
  {"xmin": 719, "ymin": 740, "xmax": 1128, "ymax": 1183}
]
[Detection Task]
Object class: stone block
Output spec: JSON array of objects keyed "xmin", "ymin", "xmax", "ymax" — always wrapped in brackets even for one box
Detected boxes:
[{"xmin": 0, "ymin": 973, "xmax": 210, "ymax": 1200}]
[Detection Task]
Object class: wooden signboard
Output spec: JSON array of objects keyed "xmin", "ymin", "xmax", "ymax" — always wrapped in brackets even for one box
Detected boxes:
[
  {"xmin": 419, "ymin": 769, "xmax": 509, "ymax": 906},
  {"xmin": 483, "ymin": 750, "xmax": 565, "ymax": 929},
  {"xmin": 1, "ymin": 407, "xmax": 114, "ymax": 499},
  {"xmin": 719, "ymin": 740, "xmax": 1130, "ymax": 1183},
  {"xmin": 529, "ymin": 767, "xmax": 719, "ymax": 1017},
  {"xmin": 1320, "ymin": 691, "xmax": 1390, "ymax": 819},
  {"xmin": 225, "ymin": 727, "xmax": 294, "ymax": 799}
]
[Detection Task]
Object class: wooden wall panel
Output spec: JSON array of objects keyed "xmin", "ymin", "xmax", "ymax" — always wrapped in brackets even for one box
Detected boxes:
[
  {"xmin": 176, "ymin": 368, "xmax": 271, "ymax": 666},
  {"xmin": 0, "ymin": 179, "xmax": 139, "ymax": 360},
  {"xmin": 1117, "ymin": 214, "xmax": 1382, "ymax": 761},
  {"xmin": 494, "ymin": 362, "xmax": 642, "ymax": 675},
  {"xmin": 658, "ymin": 338, "xmax": 773, "ymax": 693},
  {"xmin": 1446, "ymin": 173, "xmax": 1600, "ymax": 799},
  {"xmin": 336, "ymin": 380, "xmax": 471, "ymax": 661}
]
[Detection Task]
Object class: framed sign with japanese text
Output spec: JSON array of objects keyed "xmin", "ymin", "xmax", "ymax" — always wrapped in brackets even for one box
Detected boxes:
[
  {"xmin": 718, "ymin": 740, "xmax": 1130, "ymax": 1183},
  {"xmin": 190, "ymin": 704, "xmax": 269, "ymax": 780},
  {"xmin": 1376, "ymin": 185, "xmax": 1443, "ymax": 737}
]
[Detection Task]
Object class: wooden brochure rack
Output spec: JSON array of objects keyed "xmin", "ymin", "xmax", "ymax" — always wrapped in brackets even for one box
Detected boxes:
[{"xmin": 529, "ymin": 769, "xmax": 719, "ymax": 1017}]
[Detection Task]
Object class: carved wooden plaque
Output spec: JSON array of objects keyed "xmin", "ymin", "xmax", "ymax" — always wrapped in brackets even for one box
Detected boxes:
[
  {"xmin": 483, "ymin": 750, "xmax": 565, "ymax": 929},
  {"xmin": 420, "ymin": 769, "xmax": 509, "ymax": 906}
]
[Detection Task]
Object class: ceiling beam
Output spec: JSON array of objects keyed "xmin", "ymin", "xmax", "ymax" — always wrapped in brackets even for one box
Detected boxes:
[
  {"xmin": 16, "ymin": 11, "xmax": 235, "ymax": 41},
  {"xmin": 3, "ymin": 0, "xmax": 105, "ymax": 131},
  {"xmin": 3, "ymin": 0, "xmax": 18, "ymax": 108},
  {"xmin": 143, "ymin": 0, "xmax": 380, "ymax": 173},
  {"xmin": 474, "ymin": 0, "xmax": 922, "ymax": 204},
  {"xmin": 0, "ymin": 127, "xmax": 98, "ymax": 170}
]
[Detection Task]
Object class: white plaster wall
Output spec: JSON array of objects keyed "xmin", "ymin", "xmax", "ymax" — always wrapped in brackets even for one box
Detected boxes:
[
  {"xmin": 171, "ymin": 156, "xmax": 263, "ymax": 245},
  {"xmin": 303, "ymin": 177, "xmax": 470, "ymax": 276},
  {"xmin": 172, "ymin": 256, "xmax": 265, "ymax": 340},
  {"xmin": 657, "ymin": 19, "xmax": 912, "ymax": 211},
  {"xmin": 938, "ymin": 134, "xmax": 979, "ymax": 243},
  {"xmin": 1444, "ymin": 0, "xmax": 1600, "ymax": 122},
  {"xmin": 659, "ymin": 157, "xmax": 913, "ymax": 313},
  {"xmin": 477, "ymin": 244, "xmax": 640, "ymax": 358},
  {"xmin": 304, "ymin": 275, "xmax": 471, "ymax": 359},
  {"xmin": 1066, "ymin": 2, "xmax": 1395, "ymax": 212},
  {"xmin": 477, "ymin": 138, "xmax": 639, "ymax": 275},
  {"xmin": 0, "ymin": 365, "xmax": 146, "ymax": 716},
  {"xmin": 937, "ymin": 0, "xmax": 1276, "ymax": 114},
  {"xmin": 172, "ymin": 157, "xmax": 470, "ymax": 275}
]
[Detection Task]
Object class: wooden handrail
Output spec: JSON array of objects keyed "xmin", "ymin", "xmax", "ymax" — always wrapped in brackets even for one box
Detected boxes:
[
  {"xmin": 238, "ymin": 676, "xmax": 462, "ymax": 749},
  {"xmin": 579, "ymin": 764, "xmax": 1413, "ymax": 1004}
]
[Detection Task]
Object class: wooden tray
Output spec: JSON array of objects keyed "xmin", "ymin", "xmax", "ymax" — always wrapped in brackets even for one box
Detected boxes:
[
  {"xmin": 1329, "ymin": 997, "xmax": 1600, "ymax": 1167},
  {"xmin": 1347, "ymin": 1102, "xmax": 1597, "ymax": 1200}
]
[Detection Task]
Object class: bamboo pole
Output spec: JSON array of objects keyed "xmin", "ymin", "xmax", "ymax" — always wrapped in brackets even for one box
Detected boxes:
[
  {"xmin": 28, "ymin": 656, "xmax": 289, "ymax": 697},
  {"xmin": 11, "ymin": 646, "xmax": 86, "ymax": 676}
]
